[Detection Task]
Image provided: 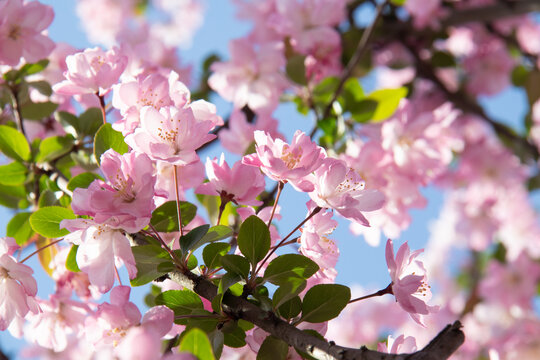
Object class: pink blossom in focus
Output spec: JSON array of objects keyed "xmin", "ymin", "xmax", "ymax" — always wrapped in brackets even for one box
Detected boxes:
[
  {"xmin": 196, "ymin": 154, "xmax": 266, "ymax": 206},
  {"xmin": 243, "ymin": 130, "xmax": 326, "ymax": 191},
  {"xmin": 0, "ymin": 237, "xmax": 40, "ymax": 333},
  {"xmin": 308, "ymin": 158, "xmax": 384, "ymax": 226},
  {"xmin": 70, "ymin": 150, "xmax": 157, "ymax": 232},
  {"xmin": 125, "ymin": 105, "xmax": 216, "ymax": 165},
  {"xmin": 377, "ymin": 334, "xmax": 417, "ymax": 354},
  {"xmin": 61, "ymin": 219, "xmax": 137, "ymax": 293},
  {"xmin": 0, "ymin": 0, "xmax": 55, "ymax": 66},
  {"xmin": 385, "ymin": 239, "xmax": 438, "ymax": 326},
  {"xmin": 53, "ymin": 47, "xmax": 128, "ymax": 96},
  {"xmin": 209, "ymin": 38, "xmax": 288, "ymax": 111}
]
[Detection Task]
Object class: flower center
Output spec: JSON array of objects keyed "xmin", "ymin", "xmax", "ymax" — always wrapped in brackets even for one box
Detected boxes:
[
  {"xmin": 0, "ymin": 267, "xmax": 9, "ymax": 279},
  {"xmin": 8, "ymin": 25, "xmax": 21, "ymax": 40},
  {"xmin": 280, "ymin": 145, "xmax": 302, "ymax": 169},
  {"xmin": 336, "ymin": 169, "xmax": 365, "ymax": 194}
]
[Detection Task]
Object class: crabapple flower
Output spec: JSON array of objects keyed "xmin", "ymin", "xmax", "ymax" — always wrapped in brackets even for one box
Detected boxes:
[
  {"xmin": 0, "ymin": 237, "xmax": 40, "ymax": 333},
  {"xmin": 378, "ymin": 334, "xmax": 417, "ymax": 354},
  {"xmin": 53, "ymin": 46, "xmax": 128, "ymax": 96},
  {"xmin": 385, "ymin": 239, "xmax": 438, "ymax": 326},
  {"xmin": 125, "ymin": 105, "xmax": 216, "ymax": 165},
  {"xmin": 196, "ymin": 154, "xmax": 265, "ymax": 206},
  {"xmin": 71, "ymin": 150, "xmax": 157, "ymax": 233},
  {"xmin": 0, "ymin": 0, "xmax": 55, "ymax": 66},
  {"xmin": 308, "ymin": 158, "xmax": 384, "ymax": 226},
  {"xmin": 243, "ymin": 130, "xmax": 326, "ymax": 191},
  {"xmin": 61, "ymin": 219, "xmax": 137, "ymax": 293}
]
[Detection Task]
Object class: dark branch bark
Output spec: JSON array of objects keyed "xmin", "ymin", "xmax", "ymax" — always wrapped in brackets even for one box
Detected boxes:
[{"xmin": 169, "ymin": 270, "xmax": 464, "ymax": 360}]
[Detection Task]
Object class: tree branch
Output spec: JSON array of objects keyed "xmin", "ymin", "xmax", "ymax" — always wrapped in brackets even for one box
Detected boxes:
[{"xmin": 169, "ymin": 269, "xmax": 464, "ymax": 360}]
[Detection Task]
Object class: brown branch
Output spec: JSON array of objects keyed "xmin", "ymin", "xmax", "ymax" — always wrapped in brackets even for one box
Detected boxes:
[{"xmin": 169, "ymin": 269, "xmax": 464, "ymax": 360}]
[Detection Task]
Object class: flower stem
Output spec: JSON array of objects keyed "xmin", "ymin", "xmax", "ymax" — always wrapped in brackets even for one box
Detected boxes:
[
  {"xmin": 217, "ymin": 198, "xmax": 230, "ymax": 226},
  {"xmin": 114, "ymin": 265, "xmax": 123, "ymax": 286},
  {"xmin": 20, "ymin": 238, "xmax": 63, "ymax": 263},
  {"xmin": 98, "ymin": 93, "xmax": 107, "ymax": 124},
  {"xmin": 267, "ymin": 181, "xmax": 285, "ymax": 228},
  {"xmin": 253, "ymin": 206, "xmax": 322, "ymax": 280},
  {"xmin": 173, "ymin": 165, "xmax": 184, "ymax": 237},
  {"xmin": 348, "ymin": 283, "xmax": 393, "ymax": 304}
]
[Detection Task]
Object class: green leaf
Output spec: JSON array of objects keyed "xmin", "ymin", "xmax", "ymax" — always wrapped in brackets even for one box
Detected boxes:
[
  {"xmin": 206, "ymin": 330, "xmax": 224, "ymax": 359},
  {"xmin": 312, "ymin": 76, "xmax": 340, "ymax": 104},
  {"xmin": 199, "ymin": 225, "xmax": 233, "ymax": 245},
  {"xmin": 278, "ymin": 296, "xmax": 302, "ymax": 319},
  {"xmin": 0, "ymin": 162, "xmax": 27, "ymax": 185},
  {"xmin": 203, "ymin": 242, "xmax": 230, "ymax": 269},
  {"xmin": 286, "ymin": 55, "xmax": 307, "ymax": 85},
  {"xmin": 352, "ymin": 87, "xmax": 407, "ymax": 123},
  {"xmin": 340, "ymin": 78, "xmax": 364, "ymax": 110},
  {"xmin": 29, "ymin": 206, "xmax": 75, "ymax": 238},
  {"xmin": 0, "ymin": 125, "xmax": 31, "ymax": 161},
  {"xmin": 27, "ymin": 80, "xmax": 52, "ymax": 96},
  {"xmin": 7, "ymin": 212, "xmax": 34, "ymax": 245},
  {"xmin": 300, "ymin": 284, "xmax": 351, "ymax": 323},
  {"xmin": 390, "ymin": 0, "xmax": 406, "ymax": 5},
  {"xmin": 66, "ymin": 245, "xmax": 81, "ymax": 272},
  {"xmin": 218, "ymin": 273, "xmax": 243, "ymax": 295},
  {"xmin": 223, "ymin": 325, "xmax": 246, "ymax": 348},
  {"xmin": 78, "ymin": 108, "xmax": 104, "ymax": 136},
  {"xmin": 431, "ymin": 51, "xmax": 456, "ymax": 68},
  {"xmin": 93, "ymin": 123, "xmax": 128, "ymax": 165},
  {"xmin": 179, "ymin": 328, "xmax": 216, "ymax": 360},
  {"xmin": 130, "ymin": 244, "xmax": 172, "ymax": 286},
  {"xmin": 156, "ymin": 290, "xmax": 203, "ymax": 318},
  {"xmin": 257, "ymin": 336, "xmax": 288, "ymax": 360},
  {"xmin": 180, "ymin": 224, "xmax": 210, "ymax": 254},
  {"xmin": 35, "ymin": 134, "xmax": 74, "ymax": 163},
  {"xmin": 67, "ymin": 172, "xmax": 102, "ymax": 191},
  {"xmin": 19, "ymin": 60, "xmax": 49, "ymax": 76},
  {"xmin": 263, "ymin": 254, "xmax": 319, "ymax": 286},
  {"xmin": 0, "ymin": 183, "xmax": 27, "ymax": 208},
  {"xmin": 512, "ymin": 65, "xmax": 528, "ymax": 87},
  {"xmin": 38, "ymin": 189, "xmax": 60, "ymax": 208},
  {"xmin": 272, "ymin": 280, "xmax": 307, "ymax": 309},
  {"xmin": 237, "ymin": 215, "xmax": 271, "ymax": 267},
  {"xmin": 20, "ymin": 101, "xmax": 58, "ymax": 120},
  {"xmin": 220, "ymin": 254, "xmax": 250, "ymax": 279},
  {"xmin": 150, "ymin": 200, "xmax": 197, "ymax": 232},
  {"xmin": 184, "ymin": 309, "xmax": 220, "ymax": 331}
]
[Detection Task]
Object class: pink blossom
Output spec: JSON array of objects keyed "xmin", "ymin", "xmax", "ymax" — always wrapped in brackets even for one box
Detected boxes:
[
  {"xmin": 308, "ymin": 158, "xmax": 384, "ymax": 226},
  {"xmin": 385, "ymin": 239, "xmax": 437, "ymax": 326},
  {"xmin": 243, "ymin": 130, "xmax": 326, "ymax": 191},
  {"xmin": 196, "ymin": 154, "xmax": 266, "ymax": 206},
  {"xmin": 155, "ymin": 160, "xmax": 205, "ymax": 203},
  {"xmin": 516, "ymin": 19, "xmax": 540, "ymax": 55},
  {"xmin": 53, "ymin": 46, "xmax": 128, "ymax": 96},
  {"xmin": 125, "ymin": 105, "xmax": 216, "ymax": 165},
  {"xmin": 377, "ymin": 334, "xmax": 417, "ymax": 354},
  {"xmin": 0, "ymin": 237, "xmax": 40, "ymax": 333},
  {"xmin": 51, "ymin": 247, "xmax": 100, "ymax": 300},
  {"xmin": 76, "ymin": 0, "xmax": 133, "ymax": 46},
  {"xmin": 70, "ymin": 150, "xmax": 157, "ymax": 233},
  {"xmin": 0, "ymin": 0, "xmax": 55, "ymax": 66},
  {"xmin": 25, "ymin": 295, "xmax": 90, "ymax": 352},
  {"xmin": 219, "ymin": 108, "xmax": 282, "ymax": 155},
  {"xmin": 404, "ymin": 0, "xmax": 443, "ymax": 29},
  {"xmin": 209, "ymin": 38, "xmax": 288, "ymax": 111},
  {"xmin": 61, "ymin": 219, "xmax": 137, "ymax": 293}
]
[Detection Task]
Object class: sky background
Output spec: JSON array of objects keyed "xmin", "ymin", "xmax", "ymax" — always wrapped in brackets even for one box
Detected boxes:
[{"xmin": 0, "ymin": 0, "xmax": 531, "ymax": 357}]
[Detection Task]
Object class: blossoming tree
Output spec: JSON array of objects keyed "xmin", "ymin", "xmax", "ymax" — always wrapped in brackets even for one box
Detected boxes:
[{"xmin": 1, "ymin": 0, "xmax": 540, "ymax": 359}]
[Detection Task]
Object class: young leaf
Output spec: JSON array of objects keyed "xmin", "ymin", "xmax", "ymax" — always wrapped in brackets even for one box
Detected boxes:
[
  {"xmin": 300, "ymin": 284, "xmax": 351, "ymax": 323},
  {"xmin": 93, "ymin": 123, "xmax": 128, "ymax": 165},
  {"xmin": 66, "ymin": 172, "xmax": 102, "ymax": 191},
  {"xmin": 257, "ymin": 336, "xmax": 289, "ymax": 360},
  {"xmin": 180, "ymin": 224, "xmax": 210, "ymax": 254},
  {"xmin": 0, "ymin": 125, "xmax": 31, "ymax": 162},
  {"xmin": 179, "ymin": 328, "xmax": 216, "ymax": 360},
  {"xmin": 150, "ymin": 200, "xmax": 197, "ymax": 232},
  {"xmin": 36, "ymin": 236, "xmax": 58, "ymax": 276},
  {"xmin": 237, "ymin": 215, "xmax": 270, "ymax": 267},
  {"xmin": 203, "ymin": 242, "xmax": 230, "ymax": 269},
  {"xmin": 352, "ymin": 87, "xmax": 408, "ymax": 123},
  {"xmin": 155, "ymin": 289, "xmax": 203, "ymax": 317},
  {"xmin": 35, "ymin": 134, "xmax": 75, "ymax": 163},
  {"xmin": 0, "ymin": 162, "xmax": 27, "ymax": 185},
  {"xmin": 286, "ymin": 55, "xmax": 308, "ymax": 85},
  {"xmin": 263, "ymin": 254, "xmax": 319, "ymax": 285},
  {"xmin": 29, "ymin": 206, "xmax": 75, "ymax": 238},
  {"xmin": 66, "ymin": 244, "xmax": 81, "ymax": 272},
  {"xmin": 220, "ymin": 254, "xmax": 250, "ymax": 279},
  {"xmin": 7, "ymin": 212, "xmax": 34, "ymax": 245},
  {"xmin": 130, "ymin": 244, "xmax": 172, "ymax": 286}
]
